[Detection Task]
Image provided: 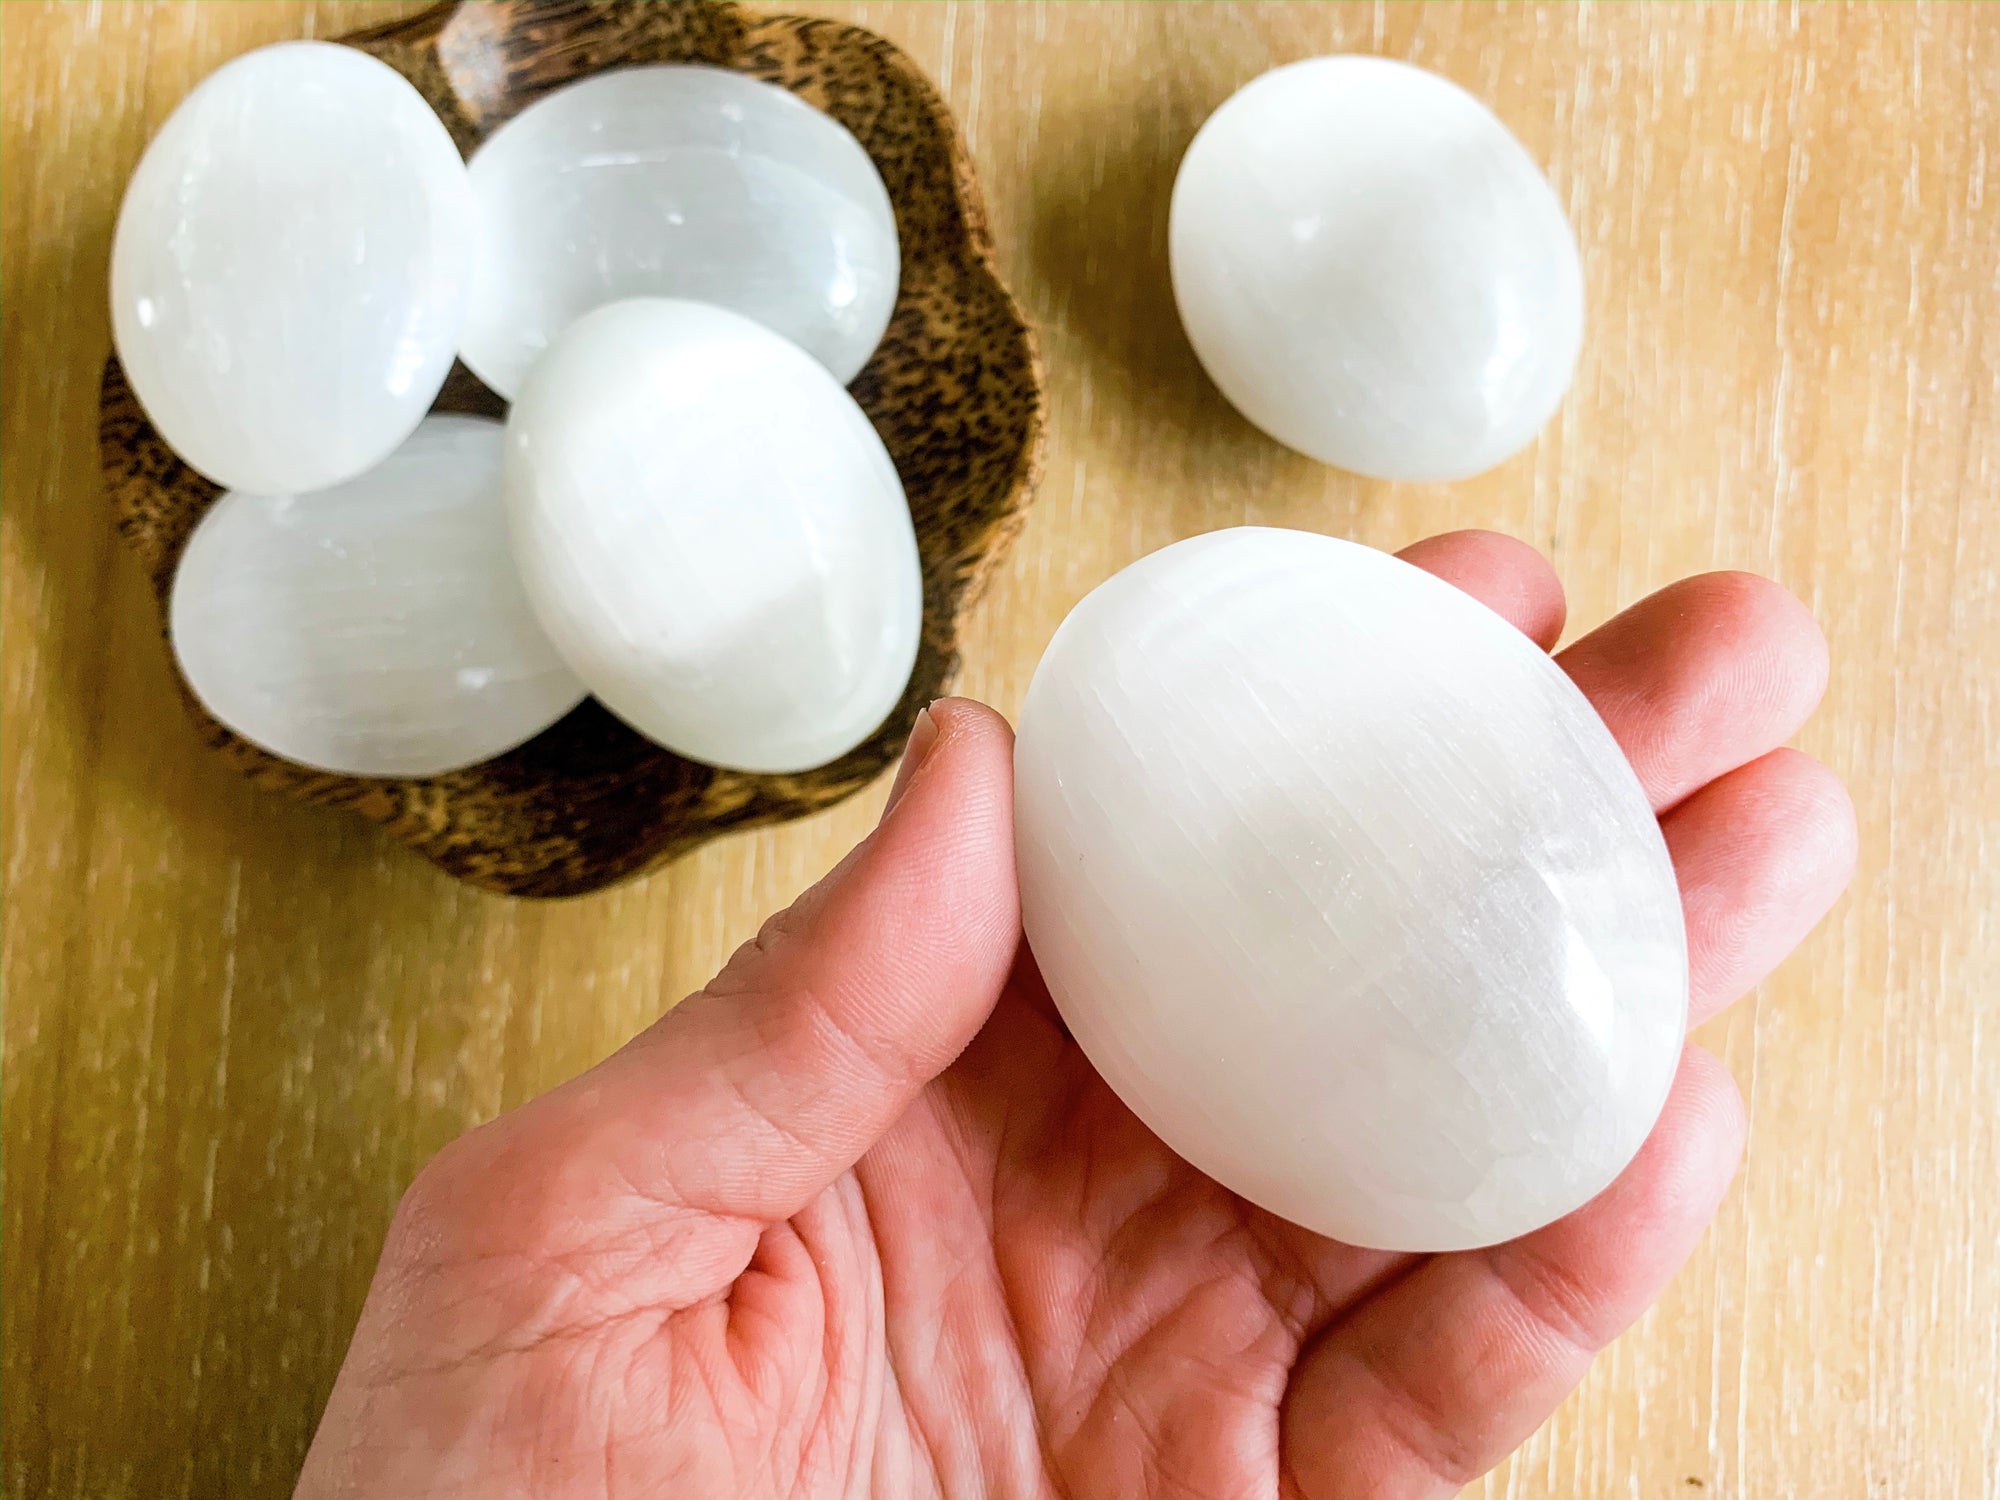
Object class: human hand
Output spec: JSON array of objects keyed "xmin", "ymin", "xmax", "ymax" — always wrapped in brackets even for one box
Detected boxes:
[{"xmin": 296, "ymin": 530, "xmax": 1855, "ymax": 1499}]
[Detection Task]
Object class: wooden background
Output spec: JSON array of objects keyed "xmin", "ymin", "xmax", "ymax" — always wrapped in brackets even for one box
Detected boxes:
[{"xmin": 4, "ymin": 3, "xmax": 1996, "ymax": 1496}]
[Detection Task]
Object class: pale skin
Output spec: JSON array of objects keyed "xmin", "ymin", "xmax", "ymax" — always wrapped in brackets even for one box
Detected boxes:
[{"xmin": 297, "ymin": 531, "xmax": 1858, "ymax": 1499}]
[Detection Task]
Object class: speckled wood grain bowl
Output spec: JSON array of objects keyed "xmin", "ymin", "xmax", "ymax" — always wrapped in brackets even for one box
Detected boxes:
[{"xmin": 99, "ymin": 0, "xmax": 1047, "ymax": 898}]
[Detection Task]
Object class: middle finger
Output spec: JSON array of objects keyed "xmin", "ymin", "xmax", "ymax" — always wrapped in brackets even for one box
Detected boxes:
[{"xmin": 1559, "ymin": 570, "xmax": 1830, "ymax": 814}]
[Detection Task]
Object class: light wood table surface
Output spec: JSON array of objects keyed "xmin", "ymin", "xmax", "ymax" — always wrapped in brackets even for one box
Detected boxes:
[{"xmin": 5, "ymin": 4, "xmax": 1997, "ymax": 1496}]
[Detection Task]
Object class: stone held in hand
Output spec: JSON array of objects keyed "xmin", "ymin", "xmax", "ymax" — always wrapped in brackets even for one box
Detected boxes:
[
  {"xmin": 110, "ymin": 41, "xmax": 474, "ymax": 496},
  {"xmin": 1012, "ymin": 528, "xmax": 1686, "ymax": 1253},
  {"xmin": 1170, "ymin": 57, "xmax": 1585, "ymax": 483},
  {"xmin": 170, "ymin": 415, "xmax": 586, "ymax": 778},
  {"xmin": 460, "ymin": 65, "xmax": 900, "ymax": 399},
  {"xmin": 502, "ymin": 297, "xmax": 923, "ymax": 776}
]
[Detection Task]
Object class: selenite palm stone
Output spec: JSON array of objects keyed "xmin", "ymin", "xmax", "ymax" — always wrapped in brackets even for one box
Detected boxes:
[
  {"xmin": 460, "ymin": 65, "xmax": 899, "ymax": 398},
  {"xmin": 1169, "ymin": 57, "xmax": 1584, "ymax": 482},
  {"xmin": 170, "ymin": 416, "xmax": 585, "ymax": 778},
  {"xmin": 110, "ymin": 42, "xmax": 473, "ymax": 495},
  {"xmin": 502, "ymin": 298, "xmax": 921, "ymax": 775},
  {"xmin": 1013, "ymin": 528, "xmax": 1686, "ymax": 1252}
]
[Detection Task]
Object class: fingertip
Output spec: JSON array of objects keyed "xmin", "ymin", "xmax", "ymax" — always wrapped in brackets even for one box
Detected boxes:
[
  {"xmin": 1589, "ymin": 1045, "xmax": 1746, "ymax": 1241},
  {"xmin": 865, "ymin": 695, "xmax": 1019, "ymax": 926},
  {"xmin": 1666, "ymin": 747, "xmax": 1859, "ymax": 1024},
  {"xmin": 876, "ymin": 698, "xmax": 1017, "ymax": 889},
  {"xmin": 1705, "ymin": 569, "xmax": 1828, "ymax": 649},
  {"xmin": 1773, "ymin": 747, "xmax": 1862, "ymax": 890},
  {"xmin": 1562, "ymin": 570, "xmax": 1832, "ymax": 810},
  {"xmin": 1397, "ymin": 529, "xmax": 1567, "ymax": 649},
  {"xmin": 882, "ymin": 697, "xmax": 1017, "ymax": 828},
  {"xmin": 1688, "ymin": 745, "xmax": 1858, "ymax": 869},
  {"xmin": 1666, "ymin": 1045, "xmax": 1748, "ymax": 1200},
  {"xmin": 923, "ymin": 695, "xmax": 1017, "ymax": 766},
  {"xmin": 1689, "ymin": 570, "xmax": 1831, "ymax": 714}
]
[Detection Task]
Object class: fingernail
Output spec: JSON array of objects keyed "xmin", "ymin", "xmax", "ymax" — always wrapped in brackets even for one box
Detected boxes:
[{"xmin": 880, "ymin": 703, "xmax": 941, "ymax": 821}]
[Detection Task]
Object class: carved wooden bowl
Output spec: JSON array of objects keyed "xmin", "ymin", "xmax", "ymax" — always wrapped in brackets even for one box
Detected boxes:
[{"xmin": 99, "ymin": 0, "xmax": 1045, "ymax": 898}]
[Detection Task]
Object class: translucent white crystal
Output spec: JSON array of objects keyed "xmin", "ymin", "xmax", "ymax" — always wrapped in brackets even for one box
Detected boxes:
[
  {"xmin": 503, "ymin": 298, "xmax": 921, "ymax": 774},
  {"xmin": 1013, "ymin": 529, "xmax": 1686, "ymax": 1252},
  {"xmin": 1170, "ymin": 57, "xmax": 1584, "ymax": 482},
  {"xmin": 110, "ymin": 41, "xmax": 473, "ymax": 495},
  {"xmin": 170, "ymin": 415, "xmax": 585, "ymax": 777},
  {"xmin": 460, "ymin": 65, "xmax": 899, "ymax": 399}
]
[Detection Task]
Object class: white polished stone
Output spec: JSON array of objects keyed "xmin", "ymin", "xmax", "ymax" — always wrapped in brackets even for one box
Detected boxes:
[
  {"xmin": 1013, "ymin": 529, "xmax": 1686, "ymax": 1252},
  {"xmin": 503, "ymin": 298, "xmax": 921, "ymax": 774},
  {"xmin": 110, "ymin": 41, "xmax": 473, "ymax": 496},
  {"xmin": 1169, "ymin": 57, "xmax": 1584, "ymax": 482},
  {"xmin": 461, "ymin": 65, "xmax": 899, "ymax": 398},
  {"xmin": 171, "ymin": 415, "xmax": 585, "ymax": 778}
]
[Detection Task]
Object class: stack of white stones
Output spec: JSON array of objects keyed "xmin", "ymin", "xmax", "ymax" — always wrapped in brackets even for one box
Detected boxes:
[{"xmin": 114, "ymin": 41, "xmax": 914, "ymax": 777}]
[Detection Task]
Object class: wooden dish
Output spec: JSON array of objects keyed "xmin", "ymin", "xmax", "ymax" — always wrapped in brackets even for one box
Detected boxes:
[{"xmin": 99, "ymin": 0, "xmax": 1046, "ymax": 898}]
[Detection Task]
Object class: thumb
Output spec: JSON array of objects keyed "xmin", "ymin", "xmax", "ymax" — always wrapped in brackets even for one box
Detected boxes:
[{"xmin": 509, "ymin": 697, "xmax": 1020, "ymax": 1227}]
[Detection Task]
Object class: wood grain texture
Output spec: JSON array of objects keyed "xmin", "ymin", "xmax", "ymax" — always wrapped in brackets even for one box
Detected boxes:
[
  {"xmin": 99, "ymin": 0, "xmax": 1047, "ymax": 898},
  {"xmin": 5, "ymin": 3, "xmax": 1996, "ymax": 1496}
]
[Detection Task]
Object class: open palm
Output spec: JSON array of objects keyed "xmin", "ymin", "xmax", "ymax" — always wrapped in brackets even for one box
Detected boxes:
[{"xmin": 297, "ymin": 532, "xmax": 1854, "ymax": 1500}]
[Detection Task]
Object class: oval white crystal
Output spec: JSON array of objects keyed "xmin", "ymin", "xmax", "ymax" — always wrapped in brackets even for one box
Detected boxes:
[
  {"xmin": 1014, "ymin": 529, "xmax": 1686, "ymax": 1252},
  {"xmin": 1169, "ymin": 57, "xmax": 1584, "ymax": 482},
  {"xmin": 461, "ymin": 66, "xmax": 899, "ymax": 398},
  {"xmin": 503, "ymin": 298, "xmax": 921, "ymax": 774},
  {"xmin": 110, "ymin": 41, "xmax": 473, "ymax": 495},
  {"xmin": 170, "ymin": 415, "xmax": 585, "ymax": 777}
]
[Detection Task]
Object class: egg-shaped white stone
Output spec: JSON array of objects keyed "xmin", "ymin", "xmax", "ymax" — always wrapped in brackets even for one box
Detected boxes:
[
  {"xmin": 1169, "ymin": 57, "xmax": 1584, "ymax": 482},
  {"xmin": 1014, "ymin": 529, "xmax": 1686, "ymax": 1252},
  {"xmin": 110, "ymin": 41, "xmax": 473, "ymax": 495},
  {"xmin": 503, "ymin": 298, "xmax": 921, "ymax": 775},
  {"xmin": 170, "ymin": 415, "xmax": 586, "ymax": 778},
  {"xmin": 460, "ymin": 66, "xmax": 899, "ymax": 399}
]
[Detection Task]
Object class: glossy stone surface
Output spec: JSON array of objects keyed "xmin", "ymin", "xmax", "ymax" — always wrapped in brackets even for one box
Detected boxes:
[
  {"xmin": 1013, "ymin": 529, "xmax": 1686, "ymax": 1252},
  {"xmin": 110, "ymin": 41, "xmax": 473, "ymax": 496},
  {"xmin": 1169, "ymin": 57, "xmax": 1584, "ymax": 482},
  {"xmin": 461, "ymin": 65, "xmax": 899, "ymax": 399},
  {"xmin": 171, "ymin": 416, "xmax": 585, "ymax": 778},
  {"xmin": 503, "ymin": 298, "xmax": 921, "ymax": 774}
]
